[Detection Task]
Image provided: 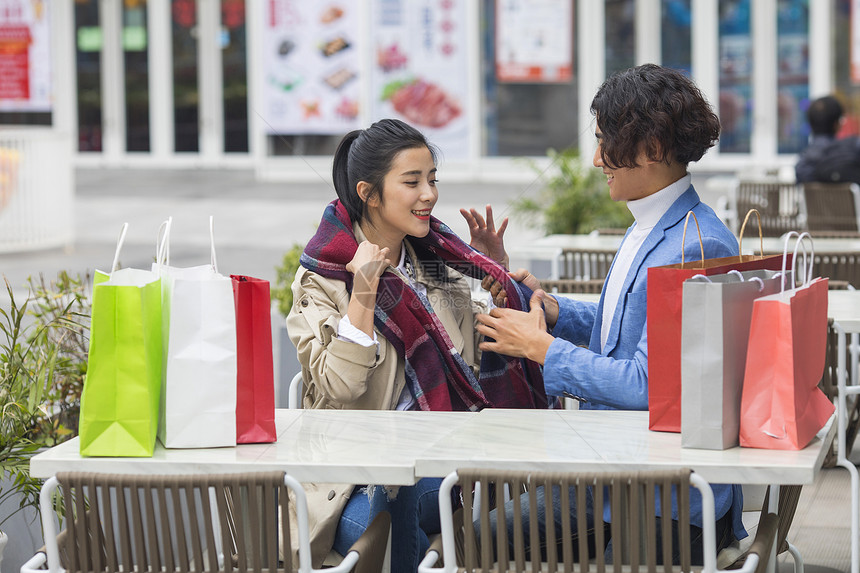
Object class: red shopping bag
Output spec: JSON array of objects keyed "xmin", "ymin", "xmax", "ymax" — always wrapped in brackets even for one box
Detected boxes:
[
  {"xmin": 739, "ymin": 234, "xmax": 834, "ymax": 450},
  {"xmin": 231, "ymin": 275, "xmax": 277, "ymax": 444},
  {"xmin": 647, "ymin": 211, "xmax": 785, "ymax": 432}
]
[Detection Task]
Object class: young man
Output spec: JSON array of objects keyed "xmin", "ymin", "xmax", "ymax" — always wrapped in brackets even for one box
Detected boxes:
[
  {"xmin": 477, "ymin": 64, "xmax": 745, "ymax": 563},
  {"xmin": 795, "ymin": 95, "xmax": 860, "ymax": 184}
]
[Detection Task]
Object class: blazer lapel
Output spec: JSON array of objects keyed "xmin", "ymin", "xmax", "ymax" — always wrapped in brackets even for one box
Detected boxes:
[{"xmin": 600, "ymin": 186, "xmax": 700, "ymax": 355}]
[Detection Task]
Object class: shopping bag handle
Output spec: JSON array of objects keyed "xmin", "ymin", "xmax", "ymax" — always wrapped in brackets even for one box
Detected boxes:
[
  {"xmin": 155, "ymin": 217, "xmax": 172, "ymax": 272},
  {"xmin": 680, "ymin": 211, "xmax": 705, "ymax": 266},
  {"xmin": 110, "ymin": 223, "xmax": 129, "ymax": 273},
  {"xmin": 737, "ymin": 209, "xmax": 765, "ymax": 258},
  {"xmin": 780, "ymin": 231, "xmax": 814, "ymax": 291},
  {"xmin": 209, "ymin": 215, "xmax": 219, "ymax": 273}
]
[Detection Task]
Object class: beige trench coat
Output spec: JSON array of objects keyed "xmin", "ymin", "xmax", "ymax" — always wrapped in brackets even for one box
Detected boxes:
[{"xmin": 285, "ymin": 228, "xmax": 484, "ymax": 566}]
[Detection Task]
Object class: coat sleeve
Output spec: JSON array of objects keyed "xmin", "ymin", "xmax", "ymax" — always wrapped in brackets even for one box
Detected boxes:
[{"xmin": 286, "ymin": 270, "xmax": 381, "ymax": 405}]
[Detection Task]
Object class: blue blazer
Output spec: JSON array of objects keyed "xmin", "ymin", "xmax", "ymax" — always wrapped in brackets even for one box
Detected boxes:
[
  {"xmin": 541, "ymin": 185, "xmax": 745, "ymax": 538},
  {"xmin": 544, "ymin": 185, "xmax": 738, "ymax": 410}
]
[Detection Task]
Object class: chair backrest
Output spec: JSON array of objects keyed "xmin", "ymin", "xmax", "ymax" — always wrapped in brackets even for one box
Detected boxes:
[
  {"xmin": 557, "ymin": 249, "xmax": 616, "ymax": 281},
  {"xmin": 40, "ymin": 471, "xmax": 318, "ymax": 573},
  {"xmin": 736, "ymin": 180, "xmax": 803, "ymax": 237},
  {"xmin": 426, "ymin": 468, "xmax": 713, "ymax": 573},
  {"xmin": 288, "ymin": 372, "xmax": 304, "ymax": 409},
  {"xmin": 803, "ymin": 182, "xmax": 860, "ymax": 233},
  {"xmin": 541, "ymin": 278, "xmax": 605, "ymax": 294}
]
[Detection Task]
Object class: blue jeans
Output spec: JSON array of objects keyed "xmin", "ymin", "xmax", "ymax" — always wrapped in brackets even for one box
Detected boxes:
[
  {"xmin": 332, "ymin": 478, "xmax": 443, "ymax": 573},
  {"xmin": 485, "ymin": 486, "xmax": 735, "ymax": 565}
]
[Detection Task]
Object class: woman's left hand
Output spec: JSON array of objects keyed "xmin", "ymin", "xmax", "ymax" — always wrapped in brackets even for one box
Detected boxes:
[{"xmin": 460, "ymin": 205, "xmax": 509, "ymax": 267}]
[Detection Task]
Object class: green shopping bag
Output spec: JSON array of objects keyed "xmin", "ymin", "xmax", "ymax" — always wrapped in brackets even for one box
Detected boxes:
[{"xmin": 79, "ymin": 223, "xmax": 163, "ymax": 457}]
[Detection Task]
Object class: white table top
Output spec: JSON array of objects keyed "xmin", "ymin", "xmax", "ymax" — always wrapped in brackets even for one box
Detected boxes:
[
  {"xmin": 828, "ymin": 290, "xmax": 860, "ymax": 332},
  {"xmin": 30, "ymin": 408, "xmax": 834, "ymax": 487},
  {"xmin": 415, "ymin": 410, "xmax": 835, "ymax": 485},
  {"xmin": 30, "ymin": 409, "xmax": 474, "ymax": 484}
]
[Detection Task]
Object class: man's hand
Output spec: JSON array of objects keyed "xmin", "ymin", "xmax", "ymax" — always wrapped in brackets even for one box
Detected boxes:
[
  {"xmin": 481, "ymin": 269, "xmax": 559, "ymax": 327},
  {"xmin": 476, "ymin": 290, "xmax": 555, "ymax": 364},
  {"xmin": 460, "ymin": 205, "xmax": 509, "ymax": 267}
]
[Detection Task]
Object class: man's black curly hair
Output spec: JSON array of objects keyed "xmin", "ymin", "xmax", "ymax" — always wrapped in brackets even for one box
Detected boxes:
[{"xmin": 590, "ymin": 64, "xmax": 721, "ymax": 170}]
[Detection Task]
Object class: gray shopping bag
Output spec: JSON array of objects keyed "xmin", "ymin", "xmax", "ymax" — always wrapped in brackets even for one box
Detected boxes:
[{"xmin": 680, "ymin": 269, "xmax": 784, "ymax": 450}]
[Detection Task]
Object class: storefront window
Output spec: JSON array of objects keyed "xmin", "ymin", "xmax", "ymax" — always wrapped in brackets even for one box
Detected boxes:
[
  {"xmin": 123, "ymin": 0, "xmax": 150, "ymax": 152},
  {"xmin": 222, "ymin": 0, "xmax": 248, "ymax": 153},
  {"xmin": 833, "ymin": 0, "xmax": 859, "ymax": 136},
  {"xmin": 776, "ymin": 0, "xmax": 809, "ymax": 154},
  {"xmin": 0, "ymin": 0, "xmax": 52, "ymax": 126},
  {"xmin": 172, "ymin": 0, "xmax": 198, "ymax": 152},
  {"xmin": 605, "ymin": 0, "xmax": 634, "ymax": 77},
  {"xmin": 75, "ymin": 0, "xmax": 102, "ymax": 152},
  {"xmin": 481, "ymin": 0, "xmax": 579, "ymax": 156},
  {"xmin": 662, "ymin": 0, "xmax": 692, "ymax": 75},
  {"xmin": 718, "ymin": 0, "xmax": 752, "ymax": 153}
]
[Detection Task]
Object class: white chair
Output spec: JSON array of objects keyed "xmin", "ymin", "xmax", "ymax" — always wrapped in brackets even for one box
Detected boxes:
[
  {"xmin": 418, "ymin": 468, "xmax": 778, "ymax": 573},
  {"xmin": 21, "ymin": 471, "xmax": 390, "ymax": 573},
  {"xmin": 289, "ymin": 371, "xmax": 304, "ymax": 409}
]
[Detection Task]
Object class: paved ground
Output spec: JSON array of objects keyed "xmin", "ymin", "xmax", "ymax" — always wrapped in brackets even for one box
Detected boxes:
[{"xmin": 0, "ymin": 168, "xmax": 855, "ymax": 571}]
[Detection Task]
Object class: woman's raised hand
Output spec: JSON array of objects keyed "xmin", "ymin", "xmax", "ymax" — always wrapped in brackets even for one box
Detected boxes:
[
  {"xmin": 460, "ymin": 205, "xmax": 509, "ymax": 267},
  {"xmin": 347, "ymin": 241, "xmax": 392, "ymax": 288}
]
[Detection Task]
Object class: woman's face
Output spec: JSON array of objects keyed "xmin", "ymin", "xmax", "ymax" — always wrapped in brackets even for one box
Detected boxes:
[{"xmin": 365, "ymin": 146, "xmax": 438, "ymax": 239}]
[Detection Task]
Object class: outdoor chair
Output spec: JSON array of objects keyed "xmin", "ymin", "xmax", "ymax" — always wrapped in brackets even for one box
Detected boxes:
[
  {"xmin": 289, "ymin": 371, "xmax": 305, "ymax": 409},
  {"xmin": 557, "ymin": 248, "xmax": 616, "ymax": 281},
  {"xmin": 802, "ymin": 182, "xmax": 860, "ymax": 234},
  {"xmin": 418, "ymin": 468, "xmax": 778, "ymax": 573},
  {"xmin": 735, "ymin": 180, "xmax": 804, "ymax": 237},
  {"xmin": 719, "ymin": 485, "xmax": 804, "ymax": 573},
  {"xmin": 21, "ymin": 471, "xmax": 390, "ymax": 573},
  {"xmin": 541, "ymin": 278, "xmax": 605, "ymax": 294}
]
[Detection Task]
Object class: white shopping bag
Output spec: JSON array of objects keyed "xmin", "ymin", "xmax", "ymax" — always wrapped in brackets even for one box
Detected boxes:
[
  {"xmin": 680, "ymin": 268, "xmax": 784, "ymax": 450},
  {"xmin": 156, "ymin": 217, "xmax": 237, "ymax": 448}
]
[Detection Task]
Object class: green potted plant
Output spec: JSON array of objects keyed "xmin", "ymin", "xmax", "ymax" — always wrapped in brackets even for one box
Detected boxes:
[
  {"xmin": 0, "ymin": 273, "xmax": 89, "ymax": 570},
  {"xmin": 511, "ymin": 147, "xmax": 633, "ymax": 235}
]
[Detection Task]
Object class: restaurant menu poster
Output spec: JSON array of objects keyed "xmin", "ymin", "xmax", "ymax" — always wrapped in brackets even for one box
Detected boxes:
[
  {"xmin": 495, "ymin": 0, "xmax": 572, "ymax": 83},
  {"xmin": 261, "ymin": 0, "xmax": 360, "ymax": 134},
  {"xmin": 369, "ymin": 0, "xmax": 470, "ymax": 160},
  {"xmin": 0, "ymin": 0, "xmax": 51, "ymax": 112}
]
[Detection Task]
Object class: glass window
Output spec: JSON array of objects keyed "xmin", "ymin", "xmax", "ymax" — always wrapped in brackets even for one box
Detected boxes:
[
  {"xmin": 172, "ymin": 0, "xmax": 198, "ymax": 152},
  {"xmin": 718, "ymin": 0, "xmax": 752, "ymax": 153},
  {"xmin": 776, "ymin": 0, "xmax": 809, "ymax": 154},
  {"xmin": 605, "ymin": 0, "xmax": 634, "ymax": 77},
  {"xmin": 123, "ymin": 0, "xmax": 150, "ymax": 152},
  {"xmin": 221, "ymin": 0, "xmax": 248, "ymax": 153},
  {"xmin": 75, "ymin": 0, "xmax": 102, "ymax": 152},
  {"xmin": 480, "ymin": 0, "xmax": 579, "ymax": 157},
  {"xmin": 662, "ymin": 0, "xmax": 692, "ymax": 75},
  {"xmin": 832, "ymin": 0, "xmax": 859, "ymax": 137}
]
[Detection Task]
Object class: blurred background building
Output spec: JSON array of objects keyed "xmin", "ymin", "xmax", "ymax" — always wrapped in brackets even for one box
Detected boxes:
[{"xmin": 0, "ymin": 0, "xmax": 852, "ymax": 182}]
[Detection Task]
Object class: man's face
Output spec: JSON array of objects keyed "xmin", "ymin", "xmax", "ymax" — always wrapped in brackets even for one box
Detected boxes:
[{"xmin": 592, "ymin": 129, "xmax": 660, "ymax": 202}]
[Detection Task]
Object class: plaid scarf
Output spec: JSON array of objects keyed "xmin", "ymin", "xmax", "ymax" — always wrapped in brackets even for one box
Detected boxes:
[{"xmin": 300, "ymin": 199, "xmax": 548, "ymax": 411}]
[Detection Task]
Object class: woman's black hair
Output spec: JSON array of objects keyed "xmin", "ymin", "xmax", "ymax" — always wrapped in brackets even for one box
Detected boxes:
[
  {"xmin": 332, "ymin": 118, "xmax": 438, "ymax": 224},
  {"xmin": 332, "ymin": 118, "xmax": 450, "ymax": 282},
  {"xmin": 590, "ymin": 64, "xmax": 721, "ymax": 169}
]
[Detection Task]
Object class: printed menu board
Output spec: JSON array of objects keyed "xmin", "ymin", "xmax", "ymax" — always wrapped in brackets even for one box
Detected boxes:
[
  {"xmin": 369, "ymin": 0, "xmax": 470, "ymax": 159},
  {"xmin": 261, "ymin": 0, "xmax": 361, "ymax": 134},
  {"xmin": 495, "ymin": 0, "xmax": 573, "ymax": 83},
  {"xmin": 0, "ymin": 0, "xmax": 51, "ymax": 112}
]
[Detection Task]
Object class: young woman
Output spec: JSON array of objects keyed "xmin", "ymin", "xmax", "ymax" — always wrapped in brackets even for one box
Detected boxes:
[{"xmin": 286, "ymin": 118, "xmax": 546, "ymax": 572}]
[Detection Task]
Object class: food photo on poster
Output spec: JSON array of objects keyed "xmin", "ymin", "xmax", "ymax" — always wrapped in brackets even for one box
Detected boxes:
[
  {"xmin": 262, "ymin": 0, "xmax": 360, "ymax": 134},
  {"xmin": 370, "ymin": 0, "xmax": 470, "ymax": 159}
]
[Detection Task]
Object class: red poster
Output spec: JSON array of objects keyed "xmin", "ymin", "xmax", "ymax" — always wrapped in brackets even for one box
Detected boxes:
[{"xmin": 0, "ymin": 25, "xmax": 30, "ymax": 99}]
